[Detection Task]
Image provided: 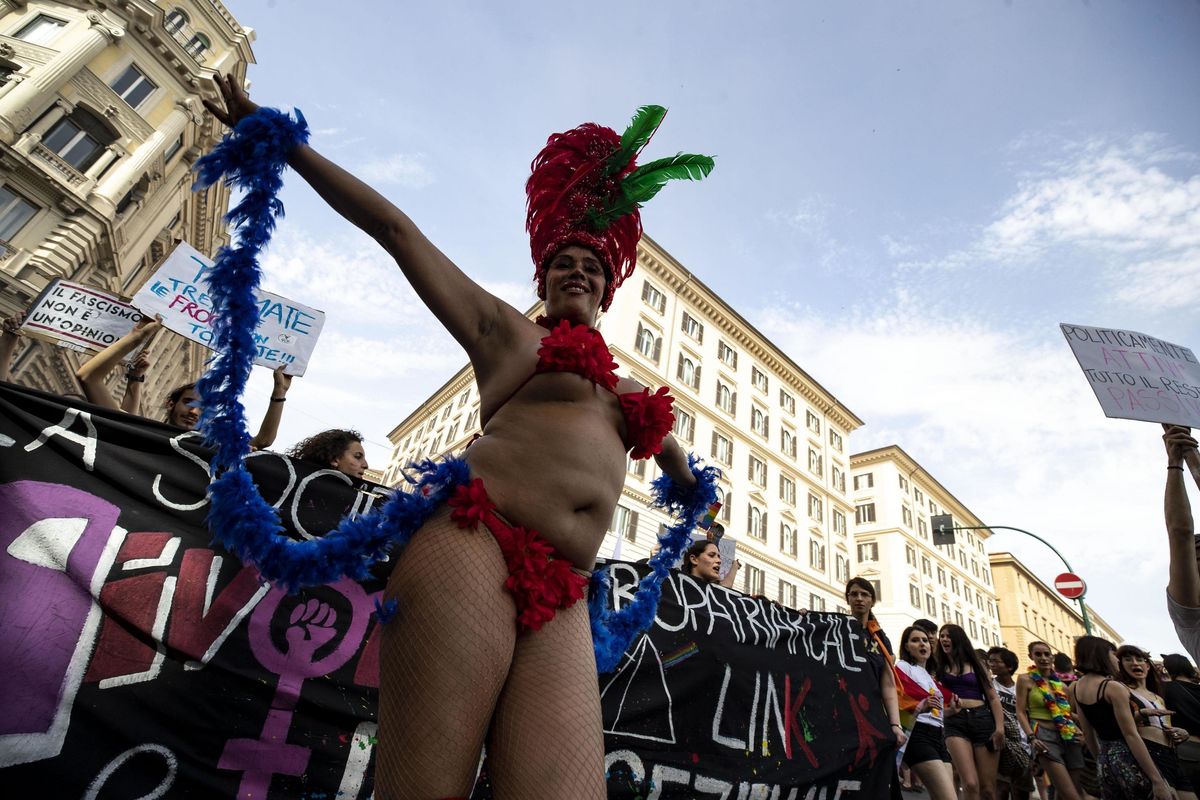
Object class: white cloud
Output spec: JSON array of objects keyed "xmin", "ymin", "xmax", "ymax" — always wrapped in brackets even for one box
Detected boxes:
[{"xmin": 356, "ymin": 153, "xmax": 434, "ymax": 187}]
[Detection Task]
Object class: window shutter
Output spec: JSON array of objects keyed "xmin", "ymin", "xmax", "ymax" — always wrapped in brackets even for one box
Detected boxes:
[
  {"xmin": 653, "ymin": 336, "xmax": 662, "ymax": 363},
  {"xmin": 695, "ymin": 364, "xmax": 701, "ymax": 388},
  {"xmin": 762, "ymin": 512, "xmax": 768, "ymax": 538},
  {"xmin": 711, "ymin": 430, "xmax": 718, "ymax": 457},
  {"xmin": 731, "ymin": 391, "xmax": 737, "ymax": 416},
  {"xmin": 764, "ymin": 415, "xmax": 769, "ymax": 437},
  {"xmin": 698, "ymin": 325, "xmax": 704, "ymax": 344},
  {"xmin": 629, "ymin": 510, "xmax": 640, "ymax": 540}
]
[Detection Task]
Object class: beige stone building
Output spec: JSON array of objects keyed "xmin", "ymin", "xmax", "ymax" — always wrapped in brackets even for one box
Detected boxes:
[
  {"xmin": 0, "ymin": 0, "xmax": 253, "ymax": 405},
  {"xmin": 989, "ymin": 551, "xmax": 1122, "ymax": 659},
  {"xmin": 849, "ymin": 445, "xmax": 1004, "ymax": 647},
  {"xmin": 383, "ymin": 234, "xmax": 865, "ymax": 613}
]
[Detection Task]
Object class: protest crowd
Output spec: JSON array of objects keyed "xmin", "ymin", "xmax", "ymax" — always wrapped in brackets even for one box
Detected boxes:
[{"xmin": 0, "ymin": 34, "xmax": 1198, "ymax": 800}]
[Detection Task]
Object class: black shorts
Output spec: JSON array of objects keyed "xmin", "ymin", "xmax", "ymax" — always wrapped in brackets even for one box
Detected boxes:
[
  {"xmin": 903, "ymin": 721, "xmax": 951, "ymax": 766},
  {"xmin": 944, "ymin": 705, "xmax": 997, "ymax": 747},
  {"xmin": 1147, "ymin": 739, "xmax": 1194, "ymax": 792}
]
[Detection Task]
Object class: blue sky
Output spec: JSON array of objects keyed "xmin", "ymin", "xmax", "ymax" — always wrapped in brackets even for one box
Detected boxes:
[{"xmin": 223, "ymin": 1, "xmax": 1200, "ymax": 655}]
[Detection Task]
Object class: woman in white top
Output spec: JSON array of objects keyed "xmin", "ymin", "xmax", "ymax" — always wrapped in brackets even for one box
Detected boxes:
[
  {"xmin": 1118, "ymin": 644, "xmax": 1194, "ymax": 799},
  {"xmin": 897, "ymin": 625, "xmax": 957, "ymax": 800}
]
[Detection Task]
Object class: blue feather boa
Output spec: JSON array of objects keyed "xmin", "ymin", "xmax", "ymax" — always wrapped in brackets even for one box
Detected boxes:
[
  {"xmin": 589, "ymin": 455, "xmax": 720, "ymax": 672},
  {"xmin": 192, "ymin": 106, "xmax": 719, "ymax": 669}
]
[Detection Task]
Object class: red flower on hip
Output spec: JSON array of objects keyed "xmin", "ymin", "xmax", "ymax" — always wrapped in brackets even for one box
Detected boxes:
[{"xmin": 447, "ymin": 478, "xmax": 496, "ymax": 529}]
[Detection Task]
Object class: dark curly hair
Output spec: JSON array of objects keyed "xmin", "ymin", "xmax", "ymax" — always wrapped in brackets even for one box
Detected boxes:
[{"xmin": 287, "ymin": 429, "xmax": 363, "ymax": 467}]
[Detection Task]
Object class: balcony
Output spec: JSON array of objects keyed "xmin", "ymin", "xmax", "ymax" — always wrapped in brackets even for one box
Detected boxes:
[
  {"xmin": 164, "ymin": 20, "xmax": 209, "ymax": 65},
  {"xmin": 31, "ymin": 142, "xmax": 86, "ymax": 187}
]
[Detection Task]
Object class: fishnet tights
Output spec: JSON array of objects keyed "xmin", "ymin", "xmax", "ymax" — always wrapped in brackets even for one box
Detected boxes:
[{"xmin": 375, "ymin": 507, "xmax": 606, "ymax": 800}]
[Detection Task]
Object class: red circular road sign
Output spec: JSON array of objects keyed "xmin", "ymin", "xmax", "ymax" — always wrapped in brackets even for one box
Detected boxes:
[{"xmin": 1054, "ymin": 572, "xmax": 1086, "ymax": 599}]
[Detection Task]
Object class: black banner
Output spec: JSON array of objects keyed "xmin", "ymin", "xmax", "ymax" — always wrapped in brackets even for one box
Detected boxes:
[
  {"xmin": 598, "ymin": 563, "xmax": 894, "ymax": 798},
  {"xmin": 0, "ymin": 383, "xmax": 893, "ymax": 798}
]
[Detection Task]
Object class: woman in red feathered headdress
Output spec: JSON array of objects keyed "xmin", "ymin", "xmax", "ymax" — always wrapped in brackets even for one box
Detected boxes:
[{"xmin": 207, "ymin": 78, "xmax": 712, "ymax": 800}]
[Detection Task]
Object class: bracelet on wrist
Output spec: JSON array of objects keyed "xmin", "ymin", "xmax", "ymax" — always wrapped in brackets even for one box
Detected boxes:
[
  {"xmin": 1168, "ymin": 465, "xmax": 1184, "ymax": 471},
  {"xmin": 270, "ymin": 396, "xmax": 287, "ymax": 403},
  {"xmin": 125, "ymin": 374, "xmax": 145, "ymax": 382}
]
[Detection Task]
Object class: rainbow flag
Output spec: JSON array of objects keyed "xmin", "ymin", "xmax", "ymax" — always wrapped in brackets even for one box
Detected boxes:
[{"xmin": 699, "ymin": 501, "xmax": 721, "ymax": 532}]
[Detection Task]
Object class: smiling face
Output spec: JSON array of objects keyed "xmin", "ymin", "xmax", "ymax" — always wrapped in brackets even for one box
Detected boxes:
[
  {"xmin": 166, "ymin": 387, "xmax": 201, "ymax": 430},
  {"xmin": 330, "ymin": 441, "xmax": 368, "ymax": 479},
  {"xmin": 688, "ymin": 543, "xmax": 722, "ymax": 583},
  {"xmin": 1030, "ymin": 643, "xmax": 1054, "ymax": 673},
  {"xmin": 906, "ymin": 629, "xmax": 932, "ymax": 665},
  {"xmin": 543, "ymin": 245, "xmax": 608, "ymax": 324}
]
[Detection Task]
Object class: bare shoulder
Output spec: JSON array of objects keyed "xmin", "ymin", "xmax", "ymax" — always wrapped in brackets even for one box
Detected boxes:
[{"xmin": 615, "ymin": 375, "xmax": 647, "ymax": 394}]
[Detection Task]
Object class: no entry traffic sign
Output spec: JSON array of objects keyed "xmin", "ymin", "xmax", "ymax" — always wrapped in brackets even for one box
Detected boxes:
[{"xmin": 1054, "ymin": 572, "xmax": 1086, "ymax": 600}]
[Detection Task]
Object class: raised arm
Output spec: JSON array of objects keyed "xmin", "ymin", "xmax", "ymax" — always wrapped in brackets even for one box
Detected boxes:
[
  {"xmin": 653, "ymin": 434, "xmax": 698, "ymax": 489},
  {"xmin": 75, "ymin": 316, "xmax": 159, "ymax": 411},
  {"xmin": 120, "ymin": 348, "xmax": 151, "ymax": 414},
  {"xmin": 248, "ymin": 366, "xmax": 293, "ymax": 450},
  {"xmin": 1164, "ymin": 425, "xmax": 1199, "ymax": 607},
  {"xmin": 203, "ymin": 75, "xmax": 514, "ymax": 360}
]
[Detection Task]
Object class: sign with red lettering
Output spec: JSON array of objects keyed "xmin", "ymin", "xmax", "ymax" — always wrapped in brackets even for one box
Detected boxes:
[
  {"xmin": 1054, "ymin": 572, "xmax": 1086, "ymax": 599},
  {"xmin": 1060, "ymin": 323, "xmax": 1200, "ymax": 427},
  {"xmin": 21, "ymin": 279, "xmax": 144, "ymax": 353},
  {"xmin": 131, "ymin": 242, "xmax": 325, "ymax": 376}
]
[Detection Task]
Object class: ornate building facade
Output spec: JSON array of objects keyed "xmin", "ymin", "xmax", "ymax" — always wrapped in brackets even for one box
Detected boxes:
[
  {"xmin": 0, "ymin": 0, "xmax": 253, "ymax": 405},
  {"xmin": 383, "ymin": 234, "xmax": 865, "ymax": 613}
]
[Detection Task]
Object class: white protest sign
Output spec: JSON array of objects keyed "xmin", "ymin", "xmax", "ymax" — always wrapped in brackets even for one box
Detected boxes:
[
  {"xmin": 1061, "ymin": 323, "xmax": 1200, "ymax": 427},
  {"xmin": 21, "ymin": 279, "xmax": 143, "ymax": 352},
  {"xmin": 131, "ymin": 242, "xmax": 325, "ymax": 375}
]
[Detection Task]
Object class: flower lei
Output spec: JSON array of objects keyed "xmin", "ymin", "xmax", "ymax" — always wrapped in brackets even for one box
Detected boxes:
[
  {"xmin": 1028, "ymin": 667, "xmax": 1079, "ymax": 740},
  {"xmin": 192, "ymin": 108, "xmax": 717, "ymax": 668}
]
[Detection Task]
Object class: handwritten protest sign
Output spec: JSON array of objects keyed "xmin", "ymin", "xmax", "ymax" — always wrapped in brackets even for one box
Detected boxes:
[
  {"xmin": 20, "ymin": 279, "xmax": 143, "ymax": 353},
  {"xmin": 131, "ymin": 242, "xmax": 324, "ymax": 375},
  {"xmin": 1061, "ymin": 323, "xmax": 1200, "ymax": 427}
]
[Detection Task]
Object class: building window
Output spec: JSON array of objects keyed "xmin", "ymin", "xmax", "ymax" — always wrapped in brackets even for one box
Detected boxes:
[
  {"xmin": 185, "ymin": 32, "xmax": 211, "ymax": 59},
  {"xmin": 809, "ymin": 539, "xmax": 826, "ymax": 571},
  {"xmin": 718, "ymin": 340, "xmax": 738, "ymax": 369},
  {"xmin": 751, "ymin": 366, "xmax": 769, "ymax": 393},
  {"xmin": 14, "ymin": 14, "xmax": 67, "ymax": 46},
  {"xmin": 634, "ymin": 323, "xmax": 661, "ymax": 362},
  {"xmin": 926, "ymin": 594, "xmax": 937, "ymax": 616},
  {"xmin": 910, "ymin": 584, "xmax": 922, "ymax": 608},
  {"xmin": 805, "ymin": 410, "xmax": 821, "ymax": 435},
  {"xmin": 914, "ymin": 487, "xmax": 925, "ymax": 505},
  {"xmin": 831, "ymin": 465, "xmax": 846, "ymax": 494},
  {"xmin": 855, "ymin": 503, "xmax": 876, "ymax": 525},
  {"xmin": 626, "ymin": 455, "xmax": 646, "ymax": 479},
  {"xmin": 829, "ymin": 429, "xmax": 843, "ymax": 452},
  {"xmin": 779, "ymin": 475, "xmax": 796, "ymax": 505},
  {"xmin": 681, "ymin": 311, "xmax": 704, "ymax": 342},
  {"xmin": 711, "ymin": 431, "xmax": 733, "ymax": 465},
  {"xmin": 720, "ymin": 490, "xmax": 732, "ymax": 522},
  {"xmin": 937, "ymin": 566, "xmax": 946, "ymax": 586},
  {"xmin": 780, "ymin": 523, "xmax": 798, "ymax": 556},
  {"xmin": 672, "ymin": 408, "xmax": 695, "ymax": 444},
  {"xmin": 779, "ymin": 388, "xmax": 795, "ymax": 414},
  {"xmin": 745, "ymin": 564, "xmax": 765, "ymax": 596},
  {"xmin": 747, "ymin": 505, "xmax": 767, "ymax": 540},
  {"xmin": 808, "ymin": 448, "xmax": 823, "ymax": 477},
  {"xmin": 902, "ymin": 505, "xmax": 913, "ymax": 527},
  {"xmin": 610, "ymin": 504, "xmax": 639, "ymax": 543},
  {"xmin": 832, "ymin": 509, "xmax": 847, "ymax": 536},
  {"xmin": 918, "ymin": 517, "xmax": 928, "ymax": 538},
  {"xmin": 922, "ymin": 556, "xmax": 932, "ymax": 577},
  {"xmin": 42, "ymin": 110, "xmax": 116, "ymax": 171},
  {"xmin": 715, "ymin": 381, "xmax": 736, "ymax": 416},
  {"xmin": 898, "ymin": 475, "xmax": 910, "ymax": 493},
  {"xmin": 809, "ymin": 594, "xmax": 827, "ymax": 612},
  {"xmin": 781, "ymin": 427, "xmax": 797, "ymax": 458},
  {"xmin": 955, "ymin": 611, "xmax": 964, "ymax": 627},
  {"xmin": 905, "ymin": 545, "xmax": 917, "ymax": 567},
  {"xmin": 748, "ymin": 454, "xmax": 767, "ymax": 487},
  {"xmin": 676, "ymin": 353, "xmax": 700, "ymax": 390},
  {"xmin": 853, "ymin": 472, "xmax": 874, "ymax": 491},
  {"xmin": 857, "ymin": 542, "xmax": 879, "ymax": 562},
  {"xmin": 807, "ymin": 492, "xmax": 823, "ymax": 523},
  {"xmin": 0, "ymin": 186, "xmax": 38, "ymax": 241},
  {"xmin": 465, "ymin": 409, "xmax": 479, "ymax": 430},
  {"xmin": 751, "ymin": 406, "xmax": 769, "ymax": 437},
  {"xmin": 110, "ymin": 64, "xmax": 158, "ymax": 109},
  {"xmin": 835, "ymin": 554, "xmax": 850, "ymax": 582},
  {"xmin": 951, "ymin": 575, "xmax": 960, "ymax": 595},
  {"xmin": 165, "ymin": 8, "xmax": 189, "ymax": 34},
  {"xmin": 642, "ymin": 280, "xmax": 666, "ymax": 313},
  {"xmin": 447, "ymin": 422, "xmax": 460, "ymax": 442},
  {"xmin": 779, "ymin": 580, "xmax": 797, "ymax": 609},
  {"xmin": 929, "ymin": 499, "xmax": 939, "ymax": 515}
]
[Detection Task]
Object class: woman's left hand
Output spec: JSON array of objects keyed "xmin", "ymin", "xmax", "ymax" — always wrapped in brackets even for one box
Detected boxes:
[
  {"xmin": 203, "ymin": 73, "xmax": 261, "ymax": 130},
  {"xmin": 991, "ymin": 728, "xmax": 1006, "ymax": 752}
]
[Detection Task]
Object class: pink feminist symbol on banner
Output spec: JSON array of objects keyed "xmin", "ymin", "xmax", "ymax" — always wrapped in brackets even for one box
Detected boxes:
[{"xmin": 218, "ymin": 578, "xmax": 373, "ymax": 798}]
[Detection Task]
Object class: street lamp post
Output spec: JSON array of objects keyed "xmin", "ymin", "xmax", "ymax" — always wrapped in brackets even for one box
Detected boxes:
[{"xmin": 936, "ymin": 520, "xmax": 1093, "ymax": 636}]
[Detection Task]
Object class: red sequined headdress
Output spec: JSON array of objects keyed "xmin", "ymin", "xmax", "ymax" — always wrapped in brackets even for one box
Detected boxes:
[{"xmin": 526, "ymin": 106, "xmax": 714, "ymax": 310}]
